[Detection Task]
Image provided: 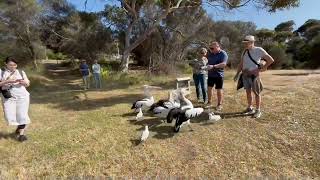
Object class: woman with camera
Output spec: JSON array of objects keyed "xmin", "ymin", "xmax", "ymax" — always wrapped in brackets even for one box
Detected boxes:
[{"xmin": 0, "ymin": 57, "xmax": 30, "ymax": 142}]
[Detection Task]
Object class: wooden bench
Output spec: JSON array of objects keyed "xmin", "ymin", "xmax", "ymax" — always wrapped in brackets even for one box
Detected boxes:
[{"xmin": 176, "ymin": 77, "xmax": 191, "ymax": 92}]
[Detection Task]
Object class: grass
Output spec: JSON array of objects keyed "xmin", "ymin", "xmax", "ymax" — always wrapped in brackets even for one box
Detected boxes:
[{"xmin": 0, "ymin": 64, "xmax": 319, "ymax": 178}]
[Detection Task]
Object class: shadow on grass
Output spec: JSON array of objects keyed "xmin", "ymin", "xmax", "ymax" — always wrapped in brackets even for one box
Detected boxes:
[
  {"xmin": 128, "ymin": 117, "xmax": 176, "ymax": 140},
  {"xmin": 273, "ymin": 72, "xmax": 320, "ymax": 76},
  {"xmin": 150, "ymin": 80, "xmax": 177, "ymax": 90},
  {"xmin": 0, "ymin": 132, "xmax": 16, "ymax": 140},
  {"xmin": 59, "ymin": 93, "xmax": 143, "ymax": 111},
  {"xmin": 216, "ymin": 111, "xmax": 253, "ymax": 119},
  {"xmin": 130, "ymin": 139, "xmax": 142, "ymax": 146},
  {"xmin": 151, "ymin": 125, "xmax": 175, "ymax": 139}
]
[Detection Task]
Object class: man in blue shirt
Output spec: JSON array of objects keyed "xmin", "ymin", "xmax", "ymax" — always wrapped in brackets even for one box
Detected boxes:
[
  {"xmin": 206, "ymin": 42, "xmax": 228, "ymax": 111},
  {"xmin": 79, "ymin": 60, "xmax": 90, "ymax": 89}
]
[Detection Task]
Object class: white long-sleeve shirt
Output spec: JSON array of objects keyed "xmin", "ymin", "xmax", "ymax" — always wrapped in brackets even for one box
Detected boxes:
[{"xmin": 92, "ymin": 63, "xmax": 101, "ymax": 74}]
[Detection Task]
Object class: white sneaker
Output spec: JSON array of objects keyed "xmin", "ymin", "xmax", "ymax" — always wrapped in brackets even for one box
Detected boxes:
[
  {"xmin": 243, "ymin": 107, "xmax": 255, "ymax": 115},
  {"xmin": 205, "ymin": 103, "xmax": 214, "ymax": 109},
  {"xmin": 197, "ymin": 99, "xmax": 204, "ymax": 103},
  {"xmin": 253, "ymin": 109, "xmax": 262, "ymax": 118},
  {"xmin": 216, "ymin": 104, "xmax": 223, "ymax": 111}
]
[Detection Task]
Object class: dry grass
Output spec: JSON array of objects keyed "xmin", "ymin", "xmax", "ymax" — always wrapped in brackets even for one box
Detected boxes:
[{"xmin": 0, "ymin": 66, "xmax": 319, "ymax": 178}]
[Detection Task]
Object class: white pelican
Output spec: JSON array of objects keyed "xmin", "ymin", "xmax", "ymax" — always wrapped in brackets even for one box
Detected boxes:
[
  {"xmin": 167, "ymin": 89, "xmax": 204, "ymax": 132},
  {"xmin": 149, "ymin": 90, "xmax": 180, "ymax": 118},
  {"xmin": 140, "ymin": 125, "xmax": 149, "ymax": 143},
  {"xmin": 131, "ymin": 85, "xmax": 160, "ymax": 112},
  {"xmin": 136, "ymin": 108, "xmax": 144, "ymax": 121}
]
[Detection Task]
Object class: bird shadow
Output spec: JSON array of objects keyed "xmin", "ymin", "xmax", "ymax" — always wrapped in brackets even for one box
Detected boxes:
[
  {"xmin": 128, "ymin": 117, "xmax": 163, "ymax": 126},
  {"xmin": 151, "ymin": 125, "xmax": 175, "ymax": 139},
  {"xmin": 122, "ymin": 112, "xmax": 138, "ymax": 118},
  {"xmin": 130, "ymin": 139, "xmax": 142, "ymax": 147},
  {"xmin": 131, "ymin": 117, "xmax": 176, "ymax": 140}
]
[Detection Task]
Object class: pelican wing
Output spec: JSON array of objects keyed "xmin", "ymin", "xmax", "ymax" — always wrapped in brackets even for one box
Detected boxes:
[
  {"xmin": 167, "ymin": 108, "xmax": 184, "ymax": 123},
  {"xmin": 185, "ymin": 108, "xmax": 204, "ymax": 119},
  {"xmin": 153, "ymin": 106, "xmax": 170, "ymax": 118}
]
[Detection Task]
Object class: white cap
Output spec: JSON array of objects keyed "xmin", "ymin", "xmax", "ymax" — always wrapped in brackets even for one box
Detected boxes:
[{"xmin": 242, "ymin": 35, "xmax": 255, "ymax": 42}]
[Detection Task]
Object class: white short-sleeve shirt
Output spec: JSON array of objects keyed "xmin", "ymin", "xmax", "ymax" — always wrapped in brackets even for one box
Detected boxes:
[
  {"xmin": 243, "ymin": 47, "xmax": 268, "ymax": 71},
  {"xmin": 0, "ymin": 69, "xmax": 30, "ymax": 97}
]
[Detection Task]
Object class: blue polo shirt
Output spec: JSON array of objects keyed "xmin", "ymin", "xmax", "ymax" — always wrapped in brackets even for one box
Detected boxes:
[
  {"xmin": 207, "ymin": 50, "xmax": 228, "ymax": 78},
  {"xmin": 80, "ymin": 64, "xmax": 89, "ymax": 76}
]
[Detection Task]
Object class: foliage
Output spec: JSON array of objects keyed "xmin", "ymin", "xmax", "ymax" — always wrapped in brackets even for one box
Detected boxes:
[
  {"xmin": 274, "ymin": 20, "xmax": 295, "ymax": 32},
  {"xmin": 0, "ymin": 0, "xmax": 43, "ymax": 68},
  {"xmin": 265, "ymin": 43, "xmax": 293, "ymax": 69},
  {"xmin": 47, "ymin": 51, "xmax": 68, "ymax": 60}
]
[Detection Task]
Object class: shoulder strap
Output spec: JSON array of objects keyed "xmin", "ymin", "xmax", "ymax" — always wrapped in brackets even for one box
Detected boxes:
[
  {"xmin": 18, "ymin": 70, "xmax": 24, "ymax": 80},
  {"xmin": 245, "ymin": 49, "xmax": 261, "ymax": 68},
  {"xmin": 1, "ymin": 68, "xmax": 5, "ymax": 79}
]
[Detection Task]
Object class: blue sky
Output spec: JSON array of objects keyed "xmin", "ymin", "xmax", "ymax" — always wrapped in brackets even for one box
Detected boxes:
[{"xmin": 67, "ymin": 0, "xmax": 319, "ymax": 30}]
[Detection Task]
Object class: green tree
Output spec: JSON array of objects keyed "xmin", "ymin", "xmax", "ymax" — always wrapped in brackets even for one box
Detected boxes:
[
  {"xmin": 100, "ymin": 0, "xmax": 299, "ymax": 72},
  {"xmin": 308, "ymin": 34, "xmax": 320, "ymax": 68},
  {"xmin": 266, "ymin": 43, "xmax": 293, "ymax": 69},
  {"xmin": 274, "ymin": 20, "xmax": 295, "ymax": 32},
  {"xmin": 255, "ymin": 28, "xmax": 275, "ymax": 44},
  {"xmin": 0, "ymin": 0, "xmax": 43, "ymax": 69}
]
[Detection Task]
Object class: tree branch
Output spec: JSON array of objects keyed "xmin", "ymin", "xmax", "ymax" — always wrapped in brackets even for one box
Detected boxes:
[
  {"xmin": 222, "ymin": 0, "xmax": 252, "ymax": 9},
  {"xmin": 119, "ymin": 0, "xmax": 138, "ymax": 20},
  {"xmin": 51, "ymin": 30, "xmax": 71, "ymax": 40}
]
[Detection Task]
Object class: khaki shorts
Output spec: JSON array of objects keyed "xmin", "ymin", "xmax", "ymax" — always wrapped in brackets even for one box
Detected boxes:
[{"xmin": 242, "ymin": 74, "xmax": 263, "ymax": 95}]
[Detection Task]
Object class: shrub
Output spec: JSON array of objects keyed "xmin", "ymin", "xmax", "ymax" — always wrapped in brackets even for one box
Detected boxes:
[
  {"xmin": 47, "ymin": 52, "xmax": 68, "ymax": 60},
  {"xmin": 265, "ymin": 43, "xmax": 293, "ymax": 69}
]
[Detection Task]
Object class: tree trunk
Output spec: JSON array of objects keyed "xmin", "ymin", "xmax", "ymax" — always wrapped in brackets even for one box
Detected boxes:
[
  {"xmin": 119, "ymin": 6, "xmax": 171, "ymax": 72},
  {"xmin": 33, "ymin": 58, "xmax": 38, "ymax": 70},
  {"xmin": 120, "ymin": 51, "xmax": 130, "ymax": 72},
  {"xmin": 120, "ymin": 19, "xmax": 133, "ymax": 72}
]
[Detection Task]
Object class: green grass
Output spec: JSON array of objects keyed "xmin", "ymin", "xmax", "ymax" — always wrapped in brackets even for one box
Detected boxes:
[{"xmin": 0, "ymin": 65, "xmax": 319, "ymax": 178}]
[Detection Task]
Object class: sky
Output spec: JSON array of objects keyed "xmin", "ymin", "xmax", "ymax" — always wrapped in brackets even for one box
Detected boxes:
[{"xmin": 67, "ymin": 0, "xmax": 320, "ymax": 30}]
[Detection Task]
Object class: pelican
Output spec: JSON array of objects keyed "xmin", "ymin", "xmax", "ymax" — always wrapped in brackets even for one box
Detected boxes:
[
  {"xmin": 140, "ymin": 125, "xmax": 149, "ymax": 143},
  {"xmin": 167, "ymin": 88, "xmax": 204, "ymax": 132},
  {"xmin": 136, "ymin": 108, "xmax": 144, "ymax": 121},
  {"xmin": 131, "ymin": 85, "xmax": 160, "ymax": 112},
  {"xmin": 149, "ymin": 90, "xmax": 180, "ymax": 118}
]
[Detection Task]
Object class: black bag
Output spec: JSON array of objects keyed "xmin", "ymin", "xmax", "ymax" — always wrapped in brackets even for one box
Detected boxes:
[
  {"xmin": 0, "ymin": 68, "xmax": 24, "ymax": 99},
  {"xmin": 236, "ymin": 73, "xmax": 244, "ymax": 90},
  {"xmin": 1, "ymin": 89, "xmax": 12, "ymax": 98}
]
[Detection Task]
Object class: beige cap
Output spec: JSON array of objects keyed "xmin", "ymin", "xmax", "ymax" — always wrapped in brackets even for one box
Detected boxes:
[{"xmin": 242, "ymin": 35, "xmax": 255, "ymax": 42}]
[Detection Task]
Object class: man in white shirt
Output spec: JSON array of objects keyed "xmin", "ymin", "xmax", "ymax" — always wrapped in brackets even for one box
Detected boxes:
[
  {"xmin": 234, "ymin": 35, "xmax": 274, "ymax": 118},
  {"xmin": 92, "ymin": 60, "xmax": 102, "ymax": 89}
]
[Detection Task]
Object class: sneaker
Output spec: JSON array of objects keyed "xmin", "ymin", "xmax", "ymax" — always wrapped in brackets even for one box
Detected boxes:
[
  {"xmin": 204, "ymin": 102, "xmax": 213, "ymax": 109},
  {"xmin": 253, "ymin": 109, "xmax": 262, "ymax": 118},
  {"xmin": 197, "ymin": 99, "xmax": 204, "ymax": 103},
  {"xmin": 17, "ymin": 135, "xmax": 28, "ymax": 142},
  {"xmin": 216, "ymin": 104, "xmax": 223, "ymax": 111},
  {"xmin": 243, "ymin": 107, "xmax": 255, "ymax": 114}
]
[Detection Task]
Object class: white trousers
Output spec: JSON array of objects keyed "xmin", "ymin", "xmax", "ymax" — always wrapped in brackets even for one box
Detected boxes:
[{"xmin": 2, "ymin": 95, "xmax": 30, "ymax": 126}]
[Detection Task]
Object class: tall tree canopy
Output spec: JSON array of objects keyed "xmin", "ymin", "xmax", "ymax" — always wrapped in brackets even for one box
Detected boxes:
[{"xmin": 100, "ymin": 0, "xmax": 300, "ymax": 72}]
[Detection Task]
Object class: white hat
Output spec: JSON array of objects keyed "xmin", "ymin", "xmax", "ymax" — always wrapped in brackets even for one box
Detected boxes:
[{"xmin": 242, "ymin": 35, "xmax": 255, "ymax": 42}]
